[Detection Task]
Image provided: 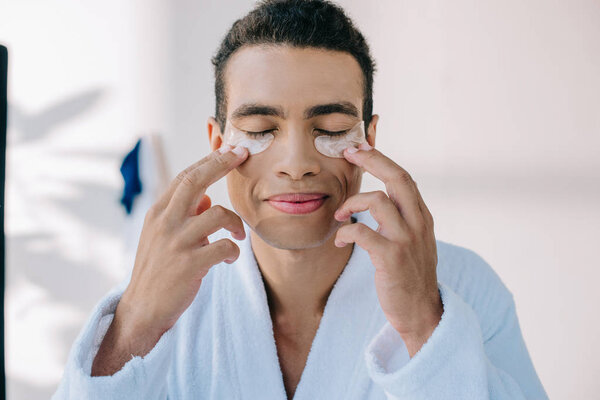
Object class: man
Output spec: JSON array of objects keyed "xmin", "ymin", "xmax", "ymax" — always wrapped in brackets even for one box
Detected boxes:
[{"xmin": 53, "ymin": 0, "xmax": 548, "ymax": 399}]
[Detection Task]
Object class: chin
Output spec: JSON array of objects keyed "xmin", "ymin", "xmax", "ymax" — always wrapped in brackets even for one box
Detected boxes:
[{"xmin": 251, "ymin": 215, "xmax": 341, "ymax": 250}]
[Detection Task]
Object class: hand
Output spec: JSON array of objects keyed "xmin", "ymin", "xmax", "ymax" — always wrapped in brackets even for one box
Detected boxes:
[
  {"xmin": 334, "ymin": 143, "xmax": 442, "ymax": 357},
  {"xmin": 92, "ymin": 144, "xmax": 248, "ymax": 375}
]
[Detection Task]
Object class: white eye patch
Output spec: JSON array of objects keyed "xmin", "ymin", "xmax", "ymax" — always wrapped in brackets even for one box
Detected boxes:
[
  {"xmin": 222, "ymin": 120, "xmax": 367, "ymax": 158},
  {"xmin": 314, "ymin": 120, "xmax": 366, "ymax": 158},
  {"xmin": 222, "ymin": 124, "xmax": 275, "ymax": 155}
]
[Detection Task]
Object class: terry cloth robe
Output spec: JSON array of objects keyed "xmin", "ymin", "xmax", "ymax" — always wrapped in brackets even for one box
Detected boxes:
[{"xmin": 52, "ymin": 210, "xmax": 549, "ymax": 400}]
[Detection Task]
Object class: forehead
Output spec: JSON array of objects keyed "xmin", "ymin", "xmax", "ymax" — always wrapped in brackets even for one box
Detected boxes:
[{"xmin": 224, "ymin": 45, "xmax": 364, "ymax": 116}]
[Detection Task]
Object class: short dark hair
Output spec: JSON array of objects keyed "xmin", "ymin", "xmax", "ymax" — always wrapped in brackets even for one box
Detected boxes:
[{"xmin": 211, "ymin": 0, "xmax": 376, "ymax": 135}]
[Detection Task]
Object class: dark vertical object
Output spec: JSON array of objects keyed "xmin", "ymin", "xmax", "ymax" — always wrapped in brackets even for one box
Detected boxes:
[{"xmin": 0, "ymin": 44, "xmax": 7, "ymax": 400}]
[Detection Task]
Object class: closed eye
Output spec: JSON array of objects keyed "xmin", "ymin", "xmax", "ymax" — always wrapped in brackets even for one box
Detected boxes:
[
  {"xmin": 245, "ymin": 129, "xmax": 277, "ymax": 137},
  {"xmin": 244, "ymin": 128, "xmax": 349, "ymax": 137},
  {"xmin": 314, "ymin": 129, "xmax": 349, "ymax": 136}
]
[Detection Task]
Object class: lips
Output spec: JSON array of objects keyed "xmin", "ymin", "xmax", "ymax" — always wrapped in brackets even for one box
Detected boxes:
[
  {"xmin": 266, "ymin": 192, "xmax": 329, "ymax": 214},
  {"xmin": 267, "ymin": 193, "xmax": 328, "ymax": 202}
]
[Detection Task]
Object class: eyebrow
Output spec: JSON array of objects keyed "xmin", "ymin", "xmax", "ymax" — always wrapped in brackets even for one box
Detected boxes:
[
  {"xmin": 230, "ymin": 101, "xmax": 359, "ymax": 120},
  {"xmin": 304, "ymin": 102, "xmax": 359, "ymax": 119},
  {"xmin": 231, "ymin": 103, "xmax": 285, "ymax": 119}
]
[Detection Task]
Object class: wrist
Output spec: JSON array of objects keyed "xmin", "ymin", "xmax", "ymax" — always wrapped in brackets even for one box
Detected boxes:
[
  {"xmin": 113, "ymin": 297, "xmax": 166, "ymax": 352},
  {"xmin": 91, "ymin": 293, "xmax": 167, "ymax": 376},
  {"xmin": 393, "ymin": 294, "xmax": 443, "ymax": 358}
]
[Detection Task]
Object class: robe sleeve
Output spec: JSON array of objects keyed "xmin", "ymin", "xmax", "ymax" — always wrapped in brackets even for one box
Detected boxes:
[
  {"xmin": 51, "ymin": 284, "xmax": 176, "ymax": 400},
  {"xmin": 364, "ymin": 281, "xmax": 548, "ymax": 399}
]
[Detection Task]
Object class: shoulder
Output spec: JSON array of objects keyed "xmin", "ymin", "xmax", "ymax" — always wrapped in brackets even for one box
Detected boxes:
[
  {"xmin": 435, "ymin": 239, "xmax": 504, "ymax": 289},
  {"xmin": 435, "ymin": 239, "xmax": 516, "ymax": 341}
]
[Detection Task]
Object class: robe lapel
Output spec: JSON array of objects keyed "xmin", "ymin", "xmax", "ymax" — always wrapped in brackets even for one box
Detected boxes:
[
  {"xmin": 223, "ymin": 222, "xmax": 288, "ymax": 400},
  {"xmin": 223, "ymin": 211, "xmax": 386, "ymax": 400},
  {"xmin": 292, "ymin": 211, "xmax": 386, "ymax": 400}
]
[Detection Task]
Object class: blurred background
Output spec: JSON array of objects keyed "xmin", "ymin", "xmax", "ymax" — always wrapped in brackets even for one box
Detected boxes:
[{"xmin": 1, "ymin": 0, "xmax": 599, "ymax": 398}]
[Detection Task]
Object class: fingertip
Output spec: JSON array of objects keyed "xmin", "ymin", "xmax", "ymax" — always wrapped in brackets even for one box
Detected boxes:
[
  {"xmin": 224, "ymin": 248, "xmax": 240, "ymax": 264},
  {"xmin": 218, "ymin": 144, "xmax": 233, "ymax": 154},
  {"xmin": 334, "ymin": 210, "xmax": 350, "ymax": 221},
  {"xmin": 232, "ymin": 230, "xmax": 246, "ymax": 241},
  {"xmin": 333, "ymin": 212, "xmax": 342, "ymax": 221},
  {"xmin": 343, "ymin": 147, "xmax": 360, "ymax": 162},
  {"xmin": 358, "ymin": 142, "xmax": 373, "ymax": 151},
  {"xmin": 232, "ymin": 145, "xmax": 247, "ymax": 157},
  {"xmin": 217, "ymin": 144, "xmax": 247, "ymax": 160},
  {"xmin": 345, "ymin": 146, "xmax": 359, "ymax": 155},
  {"xmin": 215, "ymin": 145, "xmax": 248, "ymax": 170}
]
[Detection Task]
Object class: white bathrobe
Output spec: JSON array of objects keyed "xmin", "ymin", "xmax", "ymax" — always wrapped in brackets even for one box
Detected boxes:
[{"xmin": 52, "ymin": 210, "xmax": 548, "ymax": 399}]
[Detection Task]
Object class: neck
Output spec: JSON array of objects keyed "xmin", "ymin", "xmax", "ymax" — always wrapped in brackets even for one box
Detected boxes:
[{"xmin": 250, "ymin": 218, "xmax": 355, "ymax": 327}]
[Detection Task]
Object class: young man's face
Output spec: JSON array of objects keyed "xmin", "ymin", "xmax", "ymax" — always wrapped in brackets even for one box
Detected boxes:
[{"xmin": 208, "ymin": 45, "xmax": 378, "ymax": 250}]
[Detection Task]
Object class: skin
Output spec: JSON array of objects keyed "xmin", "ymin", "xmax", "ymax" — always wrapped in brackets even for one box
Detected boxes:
[
  {"xmin": 208, "ymin": 45, "xmax": 442, "ymax": 396},
  {"xmin": 92, "ymin": 45, "xmax": 442, "ymax": 398},
  {"xmin": 209, "ymin": 46, "xmax": 370, "ymax": 330}
]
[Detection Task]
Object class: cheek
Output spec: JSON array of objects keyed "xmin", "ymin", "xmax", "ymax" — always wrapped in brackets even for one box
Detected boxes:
[
  {"xmin": 333, "ymin": 162, "xmax": 363, "ymax": 202},
  {"xmin": 346, "ymin": 166, "xmax": 363, "ymax": 195},
  {"xmin": 225, "ymin": 173, "xmax": 243, "ymax": 207},
  {"xmin": 225, "ymin": 159, "xmax": 262, "ymax": 213}
]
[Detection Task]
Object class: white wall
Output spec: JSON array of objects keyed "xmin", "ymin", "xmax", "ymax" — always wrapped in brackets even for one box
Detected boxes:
[
  {"xmin": 2, "ymin": 0, "xmax": 599, "ymax": 398},
  {"xmin": 1, "ymin": 0, "xmax": 170, "ymax": 397}
]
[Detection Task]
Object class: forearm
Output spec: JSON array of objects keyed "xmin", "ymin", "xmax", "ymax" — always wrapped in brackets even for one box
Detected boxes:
[{"xmin": 91, "ymin": 313, "xmax": 163, "ymax": 376}]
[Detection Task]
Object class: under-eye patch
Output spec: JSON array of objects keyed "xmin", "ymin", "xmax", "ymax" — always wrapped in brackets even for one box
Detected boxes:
[
  {"xmin": 222, "ymin": 120, "xmax": 367, "ymax": 158},
  {"xmin": 222, "ymin": 124, "xmax": 275, "ymax": 155},
  {"xmin": 314, "ymin": 120, "xmax": 366, "ymax": 158}
]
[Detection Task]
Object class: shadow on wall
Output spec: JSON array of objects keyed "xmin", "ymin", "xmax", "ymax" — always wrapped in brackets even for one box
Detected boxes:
[
  {"xmin": 7, "ymin": 87, "xmax": 131, "ymax": 399},
  {"xmin": 10, "ymin": 89, "xmax": 104, "ymax": 143}
]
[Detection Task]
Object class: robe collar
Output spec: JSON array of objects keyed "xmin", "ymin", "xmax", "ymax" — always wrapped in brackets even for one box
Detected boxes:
[{"xmin": 222, "ymin": 210, "xmax": 386, "ymax": 399}]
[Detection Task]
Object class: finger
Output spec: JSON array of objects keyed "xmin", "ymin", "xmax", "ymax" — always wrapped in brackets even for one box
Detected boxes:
[
  {"xmin": 155, "ymin": 152, "xmax": 218, "ymax": 210},
  {"xmin": 194, "ymin": 194, "xmax": 212, "ymax": 216},
  {"xmin": 166, "ymin": 146, "xmax": 248, "ymax": 220},
  {"xmin": 190, "ymin": 238, "xmax": 240, "ymax": 278},
  {"xmin": 334, "ymin": 191, "xmax": 408, "ymax": 240},
  {"xmin": 343, "ymin": 147, "xmax": 424, "ymax": 229},
  {"xmin": 413, "ymin": 181, "xmax": 435, "ymax": 231},
  {"xmin": 179, "ymin": 205, "xmax": 246, "ymax": 247},
  {"xmin": 156, "ymin": 145, "xmax": 246, "ymax": 211},
  {"xmin": 335, "ymin": 222, "xmax": 390, "ymax": 256}
]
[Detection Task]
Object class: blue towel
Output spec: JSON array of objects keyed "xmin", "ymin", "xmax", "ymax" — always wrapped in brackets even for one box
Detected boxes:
[{"xmin": 119, "ymin": 138, "xmax": 142, "ymax": 214}]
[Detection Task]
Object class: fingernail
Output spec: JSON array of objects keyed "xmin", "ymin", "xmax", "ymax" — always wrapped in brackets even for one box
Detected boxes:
[
  {"xmin": 335, "ymin": 240, "xmax": 346, "ymax": 247},
  {"xmin": 232, "ymin": 145, "xmax": 246, "ymax": 156},
  {"xmin": 335, "ymin": 210, "xmax": 348, "ymax": 221},
  {"xmin": 358, "ymin": 142, "xmax": 373, "ymax": 151},
  {"xmin": 219, "ymin": 144, "xmax": 232, "ymax": 154},
  {"xmin": 346, "ymin": 146, "xmax": 359, "ymax": 154}
]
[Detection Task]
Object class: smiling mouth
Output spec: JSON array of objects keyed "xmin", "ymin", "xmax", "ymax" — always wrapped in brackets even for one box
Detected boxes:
[
  {"xmin": 266, "ymin": 193, "xmax": 329, "ymax": 214},
  {"xmin": 267, "ymin": 192, "xmax": 329, "ymax": 202}
]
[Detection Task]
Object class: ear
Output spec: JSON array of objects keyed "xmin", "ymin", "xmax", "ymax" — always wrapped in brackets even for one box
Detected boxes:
[
  {"xmin": 366, "ymin": 114, "xmax": 378, "ymax": 148},
  {"xmin": 207, "ymin": 116, "xmax": 223, "ymax": 151}
]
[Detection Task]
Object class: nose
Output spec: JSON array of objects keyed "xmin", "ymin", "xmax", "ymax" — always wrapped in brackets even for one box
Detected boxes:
[{"xmin": 271, "ymin": 127, "xmax": 321, "ymax": 180}]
